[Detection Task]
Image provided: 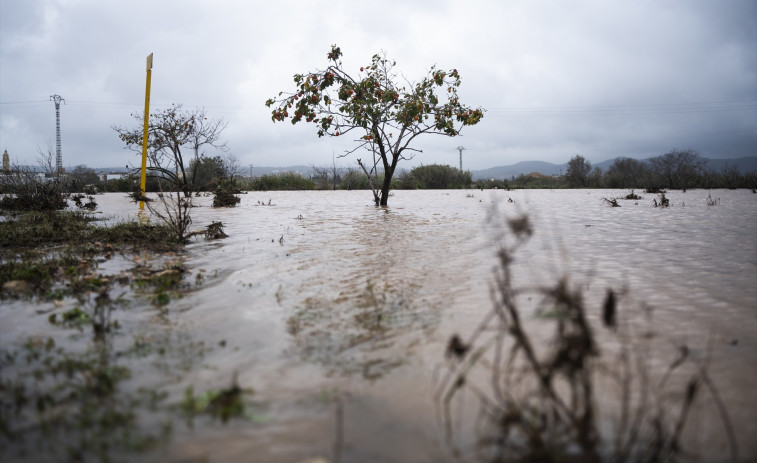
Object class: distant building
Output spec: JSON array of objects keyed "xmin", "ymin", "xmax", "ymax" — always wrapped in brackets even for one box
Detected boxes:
[
  {"xmin": 97, "ymin": 172, "xmax": 127, "ymax": 181},
  {"xmin": 2, "ymin": 149, "xmax": 9, "ymax": 172}
]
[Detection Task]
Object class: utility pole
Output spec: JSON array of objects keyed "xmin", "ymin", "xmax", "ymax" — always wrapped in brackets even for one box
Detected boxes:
[
  {"xmin": 139, "ymin": 53, "xmax": 153, "ymax": 212},
  {"xmin": 50, "ymin": 95, "xmax": 65, "ymax": 174},
  {"xmin": 456, "ymin": 146, "xmax": 466, "ymax": 172}
]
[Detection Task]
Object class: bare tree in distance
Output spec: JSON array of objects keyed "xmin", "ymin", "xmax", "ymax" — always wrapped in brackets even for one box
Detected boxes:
[
  {"xmin": 648, "ymin": 149, "xmax": 705, "ymax": 190},
  {"xmin": 113, "ymin": 104, "xmax": 228, "ymax": 198},
  {"xmin": 221, "ymin": 153, "xmax": 241, "ymax": 183},
  {"xmin": 606, "ymin": 157, "xmax": 650, "ymax": 188},
  {"xmin": 113, "ymin": 105, "xmax": 230, "ymax": 241}
]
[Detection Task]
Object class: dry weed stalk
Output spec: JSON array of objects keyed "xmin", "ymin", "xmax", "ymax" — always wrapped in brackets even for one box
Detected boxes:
[{"xmin": 436, "ymin": 213, "xmax": 737, "ymax": 463}]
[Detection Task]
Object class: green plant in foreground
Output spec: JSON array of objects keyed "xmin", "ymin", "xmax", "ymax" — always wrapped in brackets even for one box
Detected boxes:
[
  {"xmin": 181, "ymin": 375, "xmax": 261, "ymax": 425},
  {"xmin": 0, "ymin": 338, "xmax": 171, "ymax": 462}
]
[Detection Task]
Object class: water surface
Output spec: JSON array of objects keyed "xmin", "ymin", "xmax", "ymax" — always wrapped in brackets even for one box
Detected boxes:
[{"xmin": 2, "ymin": 189, "xmax": 755, "ymax": 462}]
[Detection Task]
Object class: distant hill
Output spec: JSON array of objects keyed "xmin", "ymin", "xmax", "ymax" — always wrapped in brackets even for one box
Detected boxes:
[
  {"xmin": 701, "ymin": 156, "xmax": 757, "ymax": 173},
  {"xmin": 472, "ymin": 161, "xmax": 567, "ymax": 180},
  {"xmin": 471, "ymin": 156, "xmax": 757, "ymax": 180}
]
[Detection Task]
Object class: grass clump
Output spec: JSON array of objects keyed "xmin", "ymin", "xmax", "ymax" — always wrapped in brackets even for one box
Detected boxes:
[
  {"xmin": 0, "ymin": 211, "xmax": 184, "ymax": 301},
  {"xmin": 0, "ymin": 210, "xmax": 181, "ymax": 251},
  {"xmin": 181, "ymin": 374, "xmax": 258, "ymax": 424}
]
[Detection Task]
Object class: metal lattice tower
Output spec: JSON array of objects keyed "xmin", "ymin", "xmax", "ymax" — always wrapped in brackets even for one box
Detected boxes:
[
  {"xmin": 456, "ymin": 146, "xmax": 466, "ymax": 172},
  {"xmin": 50, "ymin": 95, "xmax": 65, "ymax": 173}
]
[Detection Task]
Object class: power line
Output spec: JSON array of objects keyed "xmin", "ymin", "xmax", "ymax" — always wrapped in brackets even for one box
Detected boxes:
[
  {"xmin": 485, "ymin": 100, "xmax": 757, "ymax": 118},
  {"xmin": 3, "ymin": 97, "xmax": 756, "ymax": 114},
  {"xmin": 0, "ymin": 100, "xmax": 50, "ymax": 105}
]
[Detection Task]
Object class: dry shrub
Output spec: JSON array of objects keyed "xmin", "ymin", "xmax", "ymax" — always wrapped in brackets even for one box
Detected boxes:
[{"xmin": 436, "ymin": 213, "xmax": 737, "ymax": 463}]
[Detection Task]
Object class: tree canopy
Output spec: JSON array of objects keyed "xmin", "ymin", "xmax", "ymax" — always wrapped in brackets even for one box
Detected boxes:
[
  {"xmin": 266, "ymin": 45, "xmax": 484, "ymax": 205},
  {"xmin": 114, "ymin": 105, "xmax": 228, "ymax": 197},
  {"xmin": 565, "ymin": 155, "xmax": 592, "ymax": 188}
]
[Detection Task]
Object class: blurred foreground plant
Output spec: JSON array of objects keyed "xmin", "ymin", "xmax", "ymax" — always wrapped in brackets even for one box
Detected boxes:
[{"xmin": 437, "ymin": 212, "xmax": 737, "ymax": 463}]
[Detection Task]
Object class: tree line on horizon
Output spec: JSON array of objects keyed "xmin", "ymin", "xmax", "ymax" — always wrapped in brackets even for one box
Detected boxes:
[{"xmin": 5, "ymin": 148, "xmax": 754, "ymax": 197}]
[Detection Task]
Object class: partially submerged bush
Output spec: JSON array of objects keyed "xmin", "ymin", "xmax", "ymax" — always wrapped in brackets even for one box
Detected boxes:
[
  {"xmin": 212, "ymin": 187, "xmax": 241, "ymax": 207},
  {"xmin": 0, "ymin": 168, "xmax": 67, "ymax": 212},
  {"xmin": 186, "ymin": 221, "xmax": 228, "ymax": 241},
  {"xmin": 706, "ymin": 192, "xmax": 720, "ymax": 206},
  {"xmin": 653, "ymin": 193, "xmax": 670, "ymax": 207},
  {"xmin": 70, "ymin": 193, "xmax": 98, "ymax": 210}
]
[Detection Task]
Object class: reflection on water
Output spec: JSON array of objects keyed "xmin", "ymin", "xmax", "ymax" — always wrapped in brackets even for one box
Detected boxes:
[{"xmin": 2, "ymin": 189, "xmax": 756, "ymax": 462}]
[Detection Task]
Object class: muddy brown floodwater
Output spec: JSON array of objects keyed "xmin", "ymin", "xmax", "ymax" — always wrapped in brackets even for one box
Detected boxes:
[{"xmin": 2, "ymin": 188, "xmax": 756, "ymax": 462}]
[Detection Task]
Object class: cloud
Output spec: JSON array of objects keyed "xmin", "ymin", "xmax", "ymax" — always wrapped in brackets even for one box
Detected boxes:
[{"xmin": 1, "ymin": 0, "xmax": 755, "ymax": 170}]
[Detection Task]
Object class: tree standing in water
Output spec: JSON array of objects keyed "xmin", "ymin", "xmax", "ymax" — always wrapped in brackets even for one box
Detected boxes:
[{"xmin": 266, "ymin": 45, "xmax": 484, "ymax": 206}]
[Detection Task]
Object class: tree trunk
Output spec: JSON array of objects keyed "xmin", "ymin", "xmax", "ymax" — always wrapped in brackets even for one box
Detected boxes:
[{"xmin": 379, "ymin": 166, "xmax": 394, "ymax": 206}]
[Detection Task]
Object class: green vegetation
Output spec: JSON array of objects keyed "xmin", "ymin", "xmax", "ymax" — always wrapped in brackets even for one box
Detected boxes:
[
  {"xmin": 212, "ymin": 185, "xmax": 242, "ymax": 207},
  {"xmin": 395, "ymin": 164, "xmax": 472, "ymax": 189},
  {"xmin": 340, "ymin": 169, "xmax": 375, "ymax": 190},
  {"xmin": 181, "ymin": 376, "xmax": 260, "ymax": 424},
  {"xmin": 249, "ymin": 172, "xmax": 315, "ymax": 190},
  {"xmin": 266, "ymin": 44, "xmax": 484, "ymax": 205},
  {"xmin": 0, "ymin": 205, "xmax": 229, "ymax": 462},
  {"xmin": 0, "ymin": 337, "xmax": 173, "ymax": 462},
  {"xmin": 0, "ymin": 211, "xmax": 180, "ymax": 251}
]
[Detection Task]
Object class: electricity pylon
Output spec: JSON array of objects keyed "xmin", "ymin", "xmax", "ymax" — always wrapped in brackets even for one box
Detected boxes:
[
  {"xmin": 50, "ymin": 95, "xmax": 65, "ymax": 174},
  {"xmin": 456, "ymin": 146, "xmax": 466, "ymax": 172}
]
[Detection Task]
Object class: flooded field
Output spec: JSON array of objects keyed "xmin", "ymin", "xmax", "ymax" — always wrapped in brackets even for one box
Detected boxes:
[{"xmin": 2, "ymin": 188, "xmax": 756, "ymax": 462}]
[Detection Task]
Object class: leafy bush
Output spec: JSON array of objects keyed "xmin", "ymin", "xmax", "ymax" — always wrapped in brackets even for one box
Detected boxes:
[
  {"xmin": 212, "ymin": 186, "xmax": 241, "ymax": 207},
  {"xmin": 340, "ymin": 170, "xmax": 375, "ymax": 190},
  {"xmin": 397, "ymin": 164, "xmax": 472, "ymax": 189},
  {"xmin": 250, "ymin": 172, "xmax": 315, "ymax": 190}
]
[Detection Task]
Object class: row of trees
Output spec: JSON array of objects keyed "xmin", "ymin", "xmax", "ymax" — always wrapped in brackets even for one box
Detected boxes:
[
  {"xmin": 38, "ymin": 151, "xmax": 753, "ymax": 195},
  {"xmin": 563, "ymin": 150, "xmax": 755, "ymax": 190},
  {"xmin": 243, "ymin": 164, "xmax": 472, "ymax": 191}
]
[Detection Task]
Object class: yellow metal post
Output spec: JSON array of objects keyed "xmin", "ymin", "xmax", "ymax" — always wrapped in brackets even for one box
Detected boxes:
[{"xmin": 139, "ymin": 53, "xmax": 153, "ymax": 211}]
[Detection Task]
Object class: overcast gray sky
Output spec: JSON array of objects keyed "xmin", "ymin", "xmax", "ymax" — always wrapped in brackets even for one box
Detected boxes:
[{"xmin": 1, "ymin": 0, "xmax": 756, "ymax": 171}]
